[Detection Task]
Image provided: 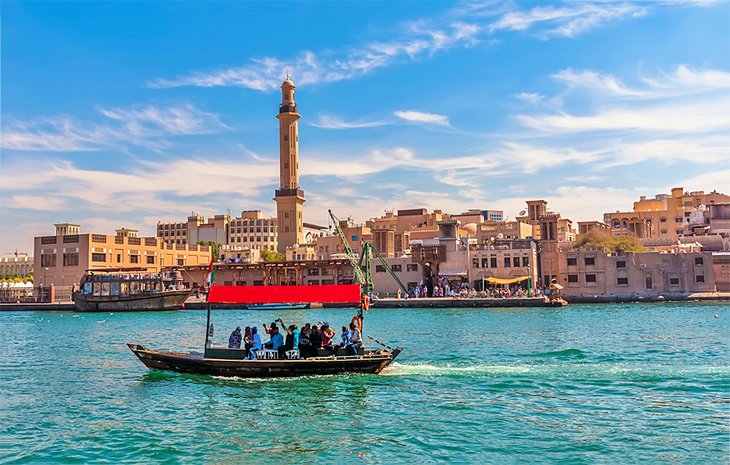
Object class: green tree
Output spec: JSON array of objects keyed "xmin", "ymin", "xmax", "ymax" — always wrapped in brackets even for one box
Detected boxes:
[
  {"xmin": 261, "ymin": 248, "xmax": 285, "ymax": 262},
  {"xmin": 574, "ymin": 231, "xmax": 645, "ymax": 254},
  {"xmin": 196, "ymin": 241, "xmax": 221, "ymax": 261}
]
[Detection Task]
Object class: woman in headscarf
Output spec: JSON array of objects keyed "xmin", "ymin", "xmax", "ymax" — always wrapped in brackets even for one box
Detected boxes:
[
  {"xmin": 228, "ymin": 326, "xmax": 242, "ymax": 349},
  {"xmin": 243, "ymin": 326, "xmax": 252, "ymax": 352}
]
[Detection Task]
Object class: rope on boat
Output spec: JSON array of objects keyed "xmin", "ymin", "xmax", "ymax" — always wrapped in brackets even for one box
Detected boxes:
[{"xmin": 367, "ymin": 335, "xmax": 395, "ymax": 352}]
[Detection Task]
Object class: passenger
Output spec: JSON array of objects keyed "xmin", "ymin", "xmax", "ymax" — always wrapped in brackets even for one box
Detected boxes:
[
  {"xmin": 298, "ymin": 323, "xmax": 311, "ymax": 358},
  {"xmin": 320, "ymin": 322, "xmax": 335, "ymax": 354},
  {"xmin": 263, "ymin": 321, "xmax": 278, "ymax": 337},
  {"xmin": 278, "ymin": 324, "xmax": 300, "ymax": 359},
  {"xmin": 334, "ymin": 325, "xmax": 350, "ymax": 353},
  {"xmin": 346, "ymin": 322, "xmax": 362, "ymax": 355},
  {"xmin": 248, "ymin": 326, "xmax": 263, "ymax": 359},
  {"xmin": 228, "ymin": 326, "xmax": 242, "ymax": 349},
  {"xmin": 264, "ymin": 325, "xmax": 284, "ymax": 351},
  {"xmin": 309, "ymin": 324, "xmax": 322, "ymax": 357},
  {"xmin": 243, "ymin": 326, "xmax": 252, "ymax": 352}
]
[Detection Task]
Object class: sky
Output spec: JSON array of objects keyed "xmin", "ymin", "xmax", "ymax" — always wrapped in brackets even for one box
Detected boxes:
[{"xmin": 1, "ymin": 0, "xmax": 729, "ymax": 254}]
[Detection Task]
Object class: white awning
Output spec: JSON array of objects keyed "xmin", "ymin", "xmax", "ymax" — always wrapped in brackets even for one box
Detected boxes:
[{"xmin": 438, "ymin": 270, "xmax": 468, "ymax": 277}]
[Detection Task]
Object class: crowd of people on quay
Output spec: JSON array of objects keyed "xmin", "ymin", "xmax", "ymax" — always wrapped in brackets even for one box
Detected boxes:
[
  {"xmin": 399, "ymin": 278, "xmax": 553, "ymax": 300},
  {"xmin": 225, "ymin": 318, "xmax": 363, "ymax": 360}
]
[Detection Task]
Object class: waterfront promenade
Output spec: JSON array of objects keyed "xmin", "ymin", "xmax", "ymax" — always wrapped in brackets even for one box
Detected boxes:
[{"xmin": 2, "ymin": 292, "xmax": 730, "ymax": 311}]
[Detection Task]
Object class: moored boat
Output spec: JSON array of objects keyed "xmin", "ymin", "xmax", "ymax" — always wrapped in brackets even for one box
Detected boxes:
[
  {"xmin": 73, "ymin": 267, "xmax": 192, "ymax": 312},
  {"xmin": 247, "ymin": 302, "xmax": 309, "ymax": 311}
]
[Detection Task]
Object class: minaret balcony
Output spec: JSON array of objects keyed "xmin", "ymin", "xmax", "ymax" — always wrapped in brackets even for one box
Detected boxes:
[
  {"xmin": 279, "ymin": 103, "xmax": 298, "ymax": 114},
  {"xmin": 275, "ymin": 188, "xmax": 305, "ymax": 198}
]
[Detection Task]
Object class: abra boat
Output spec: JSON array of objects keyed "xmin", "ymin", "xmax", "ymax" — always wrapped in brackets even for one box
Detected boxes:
[
  {"xmin": 128, "ymin": 284, "xmax": 403, "ymax": 378},
  {"xmin": 73, "ymin": 267, "xmax": 191, "ymax": 312}
]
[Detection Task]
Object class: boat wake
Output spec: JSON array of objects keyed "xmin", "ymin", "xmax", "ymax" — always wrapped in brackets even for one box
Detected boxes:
[{"xmin": 381, "ymin": 362, "xmax": 531, "ymax": 376}]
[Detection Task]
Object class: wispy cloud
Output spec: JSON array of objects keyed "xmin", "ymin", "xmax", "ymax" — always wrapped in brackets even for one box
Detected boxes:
[
  {"xmin": 1, "ymin": 104, "xmax": 226, "ymax": 152},
  {"xmin": 149, "ymin": 1, "xmax": 667, "ymax": 92},
  {"xmin": 310, "ymin": 114, "xmax": 388, "ymax": 129},
  {"xmin": 489, "ymin": 3, "xmax": 647, "ymax": 38},
  {"xmin": 394, "ymin": 110, "xmax": 450, "ymax": 126}
]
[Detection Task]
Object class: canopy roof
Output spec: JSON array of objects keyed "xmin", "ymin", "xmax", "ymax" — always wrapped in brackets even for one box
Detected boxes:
[
  {"xmin": 485, "ymin": 276, "xmax": 529, "ymax": 285},
  {"xmin": 207, "ymin": 284, "xmax": 361, "ymax": 305}
]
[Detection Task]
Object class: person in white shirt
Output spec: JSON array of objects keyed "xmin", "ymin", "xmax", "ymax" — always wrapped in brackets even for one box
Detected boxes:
[{"xmin": 346, "ymin": 322, "xmax": 362, "ymax": 356}]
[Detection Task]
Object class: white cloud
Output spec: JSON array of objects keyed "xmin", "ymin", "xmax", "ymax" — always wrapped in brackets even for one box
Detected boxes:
[
  {"xmin": 310, "ymin": 114, "xmax": 388, "ymax": 129},
  {"xmin": 1, "ymin": 104, "xmax": 226, "ymax": 152},
  {"xmin": 148, "ymin": 1, "xmax": 671, "ymax": 92},
  {"xmin": 394, "ymin": 110, "xmax": 450, "ymax": 126}
]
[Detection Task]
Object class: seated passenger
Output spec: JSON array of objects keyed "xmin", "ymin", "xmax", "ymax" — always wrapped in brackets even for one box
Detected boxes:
[
  {"xmin": 320, "ymin": 322, "xmax": 335, "ymax": 354},
  {"xmin": 278, "ymin": 324, "xmax": 300, "ymax": 359},
  {"xmin": 309, "ymin": 325, "xmax": 322, "ymax": 357},
  {"xmin": 298, "ymin": 323, "xmax": 311, "ymax": 358},
  {"xmin": 264, "ymin": 326, "xmax": 284, "ymax": 351},
  {"xmin": 334, "ymin": 325, "xmax": 350, "ymax": 352},
  {"xmin": 247, "ymin": 326, "xmax": 263, "ymax": 359},
  {"xmin": 345, "ymin": 322, "xmax": 362, "ymax": 356},
  {"xmin": 228, "ymin": 326, "xmax": 242, "ymax": 349}
]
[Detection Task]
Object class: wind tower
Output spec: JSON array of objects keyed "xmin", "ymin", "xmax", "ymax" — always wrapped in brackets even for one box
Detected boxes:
[{"xmin": 274, "ymin": 74, "xmax": 305, "ymax": 253}]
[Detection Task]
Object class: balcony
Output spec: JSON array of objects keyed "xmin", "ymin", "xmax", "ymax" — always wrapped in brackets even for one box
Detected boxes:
[
  {"xmin": 279, "ymin": 103, "xmax": 297, "ymax": 114},
  {"xmin": 275, "ymin": 188, "xmax": 305, "ymax": 198}
]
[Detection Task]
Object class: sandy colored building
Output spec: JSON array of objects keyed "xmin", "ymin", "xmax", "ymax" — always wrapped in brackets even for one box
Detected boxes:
[
  {"xmin": 604, "ymin": 187, "xmax": 730, "ymax": 240},
  {"xmin": 367, "ymin": 208, "xmax": 444, "ymax": 257},
  {"xmin": 557, "ymin": 249, "xmax": 715, "ymax": 298},
  {"xmin": 1, "ymin": 256, "xmax": 33, "ymax": 278},
  {"xmin": 34, "ymin": 223, "xmax": 212, "ymax": 292},
  {"xmin": 228, "ymin": 210, "xmax": 277, "ymax": 251}
]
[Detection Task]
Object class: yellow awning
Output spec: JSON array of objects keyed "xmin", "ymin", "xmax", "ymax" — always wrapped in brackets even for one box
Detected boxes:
[{"xmin": 485, "ymin": 276, "xmax": 530, "ymax": 285}]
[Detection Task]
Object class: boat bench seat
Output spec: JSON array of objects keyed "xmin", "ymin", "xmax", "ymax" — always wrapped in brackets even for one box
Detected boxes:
[
  {"xmin": 316, "ymin": 347, "xmax": 365, "ymax": 357},
  {"xmin": 205, "ymin": 347, "xmax": 247, "ymax": 360}
]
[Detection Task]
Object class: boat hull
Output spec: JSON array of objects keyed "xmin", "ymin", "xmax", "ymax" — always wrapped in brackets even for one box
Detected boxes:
[
  {"xmin": 73, "ymin": 290, "xmax": 191, "ymax": 312},
  {"xmin": 127, "ymin": 343, "xmax": 401, "ymax": 378}
]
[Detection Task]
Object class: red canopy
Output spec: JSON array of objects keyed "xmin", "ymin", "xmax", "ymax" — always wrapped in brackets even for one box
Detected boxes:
[{"xmin": 207, "ymin": 284, "xmax": 361, "ymax": 304}]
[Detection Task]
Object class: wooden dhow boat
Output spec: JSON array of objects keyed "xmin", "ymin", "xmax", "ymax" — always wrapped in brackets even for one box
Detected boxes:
[
  {"xmin": 128, "ymin": 284, "xmax": 403, "ymax": 378},
  {"xmin": 73, "ymin": 267, "xmax": 191, "ymax": 312}
]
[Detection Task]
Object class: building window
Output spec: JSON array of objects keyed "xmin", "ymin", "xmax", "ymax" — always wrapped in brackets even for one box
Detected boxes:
[
  {"xmin": 645, "ymin": 276, "xmax": 653, "ymax": 290},
  {"xmin": 375, "ymin": 265, "xmax": 386, "ymax": 273},
  {"xmin": 513, "ymin": 257, "xmax": 520, "ymax": 267},
  {"xmin": 503, "ymin": 257, "xmax": 511, "ymax": 268},
  {"xmin": 352, "ymin": 235, "xmax": 358, "ymax": 241},
  {"xmin": 617, "ymin": 277, "xmax": 629, "ymax": 286},
  {"xmin": 63, "ymin": 253, "xmax": 79, "ymax": 267},
  {"xmin": 391, "ymin": 264, "xmax": 402, "ymax": 272},
  {"xmin": 695, "ymin": 257, "xmax": 703, "ymax": 266},
  {"xmin": 660, "ymin": 218, "xmax": 666, "ymax": 223},
  {"xmin": 669, "ymin": 277, "xmax": 680, "ymax": 286},
  {"xmin": 696, "ymin": 275, "xmax": 705, "ymax": 283},
  {"xmin": 675, "ymin": 217, "xmax": 683, "ymax": 223},
  {"xmin": 146, "ymin": 256, "xmax": 155, "ymax": 264},
  {"xmin": 117, "ymin": 254, "xmax": 121, "ymax": 263},
  {"xmin": 585, "ymin": 274, "xmax": 597, "ymax": 283},
  {"xmin": 676, "ymin": 229, "xmax": 684, "ymax": 235},
  {"xmin": 92, "ymin": 253, "xmax": 106, "ymax": 262},
  {"xmin": 407, "ymin": 264, "xmax": 418, "ymax": 272},
  {"xmin": 481, "ymin": 258, "xmax": 488, "ymax": 268},
  {"xmin": 568, "ymin": 274, "xmax": 578, "ymax": 283},
  {"xmin": 585, "ymin": 257, "xmax": 595, "ymax": 266},
  {"xmin": 472, "ymin": 258, "xmax": 480, "ymax": 268},
  {"xmin": 522, "ymin": 256, "xmax": 530, "ymax": 267},
  {"xmin": 490, "ymin": 257, "xmax": 498, "ymax": 268},
  {"xmin": 660, "ymin": 229, "xmax": 668, "ymax": 235},
  {"xmin": 567, "ymin": 257, "xmax": 577, "ymax": 266},
  {"xmin": 616, "ymin": 261, "xmax": 626, "ymax": 269},
  {"xmin": 177, "ymin": 259, "xmax": 184, "ymax": 266},
  {"xmin": 129, "ymin": 255, "xmax": 139, "ymax": 264}
]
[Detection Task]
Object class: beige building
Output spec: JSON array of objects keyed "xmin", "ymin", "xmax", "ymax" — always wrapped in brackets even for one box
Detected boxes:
[
  {"xmin": 275, "ymin": 77, "xmax": 305, "ymax": 252},
  {"xmin": 1, "ymin": 256, "xmax": 33, "ymax": 278},
  {"xmin": 557, "ymin": 249, "xmax": 716, "ymax": 297},
  {"xmin": 34, "ymin": 223, "xmax": 212, "ymax": 291},
  {"xmin": 604, "ymin": 187, "xmax": 730, "ymax": 240},
  {"xmin": 367, "ymin": 208, "xmax": 444, "ymax": 257},
  {"xmin": 228, "ymin": 210, "xmax": 277, "ymax": 251},
  {"xmin": 157, "ymin": 213, "xmax": 230, "ymax": 248}
]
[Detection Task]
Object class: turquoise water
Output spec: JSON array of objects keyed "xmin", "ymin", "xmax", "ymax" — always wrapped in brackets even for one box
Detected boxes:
[{"xmin": 1, "ymin": 303, "xmax": 728, "ymax": 464}]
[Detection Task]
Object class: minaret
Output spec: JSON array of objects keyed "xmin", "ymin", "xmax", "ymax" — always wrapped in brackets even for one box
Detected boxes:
[{"xmin": 274, "ymin": 75, "xmax": 305, "ymax": 253}]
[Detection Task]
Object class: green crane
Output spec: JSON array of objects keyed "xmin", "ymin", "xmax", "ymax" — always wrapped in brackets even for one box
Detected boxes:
[{"xmin": 328, "ymin": 210, "xmax": 409, "ymax": 297}]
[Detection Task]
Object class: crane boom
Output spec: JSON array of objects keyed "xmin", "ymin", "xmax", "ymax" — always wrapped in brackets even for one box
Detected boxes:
[{"xmin": 328, "ymin": 210, "xmax": 368, "ymax": 287}]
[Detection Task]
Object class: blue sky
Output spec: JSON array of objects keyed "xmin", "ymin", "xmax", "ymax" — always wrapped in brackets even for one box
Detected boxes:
[{"xmin": 2, "ymin": 0, "xmax": 729, "ymax": 254}]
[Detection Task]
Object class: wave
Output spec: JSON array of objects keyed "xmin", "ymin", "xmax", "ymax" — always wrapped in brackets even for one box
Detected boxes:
[
  {"xmin": 382, "ymin": 362, "xmax": 531, "ymax": 376},
  {"xmin": 528, "ymin": 348, "xmax": 588, "ymax": 359}
]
